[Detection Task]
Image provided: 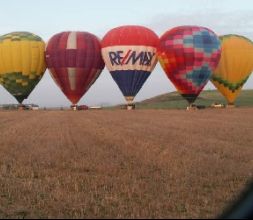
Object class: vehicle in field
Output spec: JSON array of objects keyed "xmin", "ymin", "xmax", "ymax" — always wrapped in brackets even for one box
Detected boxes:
[
  {"xmin": 89, "ymin": 106, "xmax": 102, "ymax": 110},
  {"xmin": 211, "ymin": 102, "xmax": 225, "ymax": 108},
  {"xmin": 77, "ymin": 105, "xmax": 89, "ymax": 110}
]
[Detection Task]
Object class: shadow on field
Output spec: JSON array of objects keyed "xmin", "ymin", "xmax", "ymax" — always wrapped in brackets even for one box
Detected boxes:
[{"xmin": 219, "ymin": 180, "xmax": 253, "ymax": 219}]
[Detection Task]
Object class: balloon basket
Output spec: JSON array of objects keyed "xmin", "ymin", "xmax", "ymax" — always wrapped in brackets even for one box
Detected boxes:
[
  {"xmin": 186, "ymin": 104, "xmax": 198, "ymax": 111},
  {"xmin": 18, "ymin": 104, "xmax": 25, "ymax": 111},
  {"xmin": 70, "ymin": 104, "xmax": 77, "ymax": 111},
  {"xmin": 126, "ymin": 103, "xmax": 136, "ymax": 110}
]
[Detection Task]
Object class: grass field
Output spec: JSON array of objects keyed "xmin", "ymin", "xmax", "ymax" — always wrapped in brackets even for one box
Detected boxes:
[
  {"xmin": 0, "ymin": 109, "xmax": 253, "ymax": 218},
  {"xmin": 135, "ymin": 89, "xmax": 253, "ymax": 109}
]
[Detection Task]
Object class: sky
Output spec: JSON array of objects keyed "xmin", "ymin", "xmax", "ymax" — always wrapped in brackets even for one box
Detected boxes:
[{"xmin": 0, "ymin": 0, "xmax": 253, "ymax": 107}]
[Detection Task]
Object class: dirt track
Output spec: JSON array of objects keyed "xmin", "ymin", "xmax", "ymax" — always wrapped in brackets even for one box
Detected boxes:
[{"xmin": 0, "ymin": 108, "xmax": 252, "ymax": 218}]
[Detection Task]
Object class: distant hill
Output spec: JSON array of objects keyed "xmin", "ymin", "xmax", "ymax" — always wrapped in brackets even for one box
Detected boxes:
[{"xmin": 134, "ymin": 90, "xmax": 253, "ymax": 109}]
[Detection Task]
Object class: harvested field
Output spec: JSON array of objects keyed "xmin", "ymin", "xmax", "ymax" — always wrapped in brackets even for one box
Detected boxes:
[{"xmin": 0, "ymin": 108, "xmax": 252, "ymax": 218}]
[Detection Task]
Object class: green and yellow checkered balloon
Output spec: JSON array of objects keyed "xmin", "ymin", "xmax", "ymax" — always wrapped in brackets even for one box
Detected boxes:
[{"xmin": 0, "ymin": 32, "xmax": 46, "ymax": 103}]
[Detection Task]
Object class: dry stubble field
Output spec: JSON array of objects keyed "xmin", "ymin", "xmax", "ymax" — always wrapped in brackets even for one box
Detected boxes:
[{"xmin": 0, "ymin": 108, "xmax": 252, "ymax": 218}]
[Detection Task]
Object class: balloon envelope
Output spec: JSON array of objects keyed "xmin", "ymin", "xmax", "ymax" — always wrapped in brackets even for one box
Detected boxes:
[
  {"xmin": 0, "ymin": 32, "xmax": 46, "ymax": 103},
  {"xmin": 101, "ymin": 25, "xmax": 159, "ymax": 103},
  {"xmin": 158, "ymin": 26, "xmax": 221, "ymax": 104},
  {"xmin": 45, "ymin": 31, "xmax": 105, "ymax": 105},
  {"xmin": 211, "ymin": 35, "xmax": 253, "ymax": 104}
]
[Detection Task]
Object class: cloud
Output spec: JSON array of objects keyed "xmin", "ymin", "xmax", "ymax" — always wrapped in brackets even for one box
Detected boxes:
[{"xmin": 147, "ymin": 9, "xmax": 253, "ymax": 39}]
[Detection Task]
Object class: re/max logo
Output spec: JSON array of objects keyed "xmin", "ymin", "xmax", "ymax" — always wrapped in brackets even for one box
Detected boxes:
[{"xmin": 109, "ymin": 50, "xmax": 155, "ymax": 66}]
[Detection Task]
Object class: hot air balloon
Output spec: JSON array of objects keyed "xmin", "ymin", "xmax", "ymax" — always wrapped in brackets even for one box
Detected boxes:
[
  {"xmin": 45, "ymin": 31, "xmax": 105, "ymax": 106},
  {"xmin": 101, "ymin": 25, "xmax": 159, "ymax": 109},
  {"xmin": 211, "ymin": 35, "xmax": 253, "ymax": 106},
  {"xmin": 0, "ymin": 32, "xmax": 46, "ymax": 103},
  {"xmin": 158, "ymin": 26, "xmax": 221, "ymax": 107}
]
